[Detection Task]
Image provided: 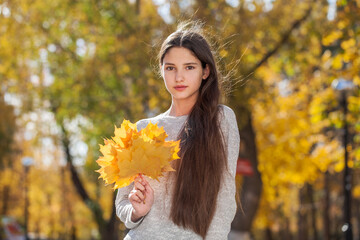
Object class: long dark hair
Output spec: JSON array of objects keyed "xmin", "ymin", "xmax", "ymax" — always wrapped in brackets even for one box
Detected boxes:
[{"xmin": 159, "ymin": 22, "xmax": 227, "ymax": 238}]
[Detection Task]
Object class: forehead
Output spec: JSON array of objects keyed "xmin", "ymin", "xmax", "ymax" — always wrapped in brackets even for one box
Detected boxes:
[{"xmin": 163, "ymin": 47, "xmax": 200, "ymax": 64}]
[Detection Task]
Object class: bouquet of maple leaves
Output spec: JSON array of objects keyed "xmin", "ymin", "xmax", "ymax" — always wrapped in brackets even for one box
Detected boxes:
[{"xmin": 96, "ymin": 120, "xmax": 180, "ymax": 189}]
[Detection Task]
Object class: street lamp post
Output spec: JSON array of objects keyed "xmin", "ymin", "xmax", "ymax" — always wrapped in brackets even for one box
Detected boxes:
[
  {"xmin": 331, "ymin": 78, "xmax": 355, "ymax": 240},
  {"xmin": 22, "ymin": 157, "xmax": 34, "ymax": 240}
]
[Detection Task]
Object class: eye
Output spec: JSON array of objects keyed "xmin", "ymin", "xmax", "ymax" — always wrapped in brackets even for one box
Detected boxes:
[
  {"xmin": 186, "ymin": 66, "xmax": 195, "ymax": 70},
  {"xmin": 165, "ymin": 66, "xmax": 174, "ymax": 71}
]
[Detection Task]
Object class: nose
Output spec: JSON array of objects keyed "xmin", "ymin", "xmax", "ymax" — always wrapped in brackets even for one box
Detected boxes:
[{"xmin": 175, "ymin": 69, "xmax": 184, "ymax": 82}]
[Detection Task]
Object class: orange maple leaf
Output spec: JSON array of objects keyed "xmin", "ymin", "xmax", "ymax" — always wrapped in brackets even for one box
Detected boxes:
[{"xmin": 96, "ymin": 119, "xmax": 180, "ymax": 189}]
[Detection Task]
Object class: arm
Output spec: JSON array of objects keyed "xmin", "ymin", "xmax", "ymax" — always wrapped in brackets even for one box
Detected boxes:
[
  {"xmin": 115, "ymin": 182, "xmax": 144, "ymax": 229},
  {"xmin": 115, "ymin": 175, "xmax": 154, "ymax": 228},
  {"xmin": 115, "ymin": 120, "xmax": 152, "ymax": 229},
  {"xmin": 206, "ymin": 106, "xmax": 240, "ymax": 239}
]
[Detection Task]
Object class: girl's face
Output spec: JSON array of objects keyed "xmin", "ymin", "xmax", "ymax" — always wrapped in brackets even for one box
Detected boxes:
[{"xmin": 161, "ymin": 47, "xmax": 209, "ymax": 104}]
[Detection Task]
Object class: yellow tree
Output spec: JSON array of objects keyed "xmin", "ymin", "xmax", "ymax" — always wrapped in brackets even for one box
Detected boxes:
[
  {"xmin": 250, "ymin": 0, "xmax": 360, "ymax": 238},
  {"xmin": 1, "ymin": 0, "xmax": 166, "ymax": 238}
]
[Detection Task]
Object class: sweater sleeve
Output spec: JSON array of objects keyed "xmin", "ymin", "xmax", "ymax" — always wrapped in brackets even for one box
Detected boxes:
[
  {"xmin": 206, "ymin": 105, "xmax": 240, "ymax": 240},
  {"xmin": 115, "ymin": 182, "xmax": 145, "ymax": 229}
]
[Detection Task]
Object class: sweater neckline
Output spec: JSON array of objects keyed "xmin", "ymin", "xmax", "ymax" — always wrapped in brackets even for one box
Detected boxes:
[{"xmin": 161, "ymin": 109, "xmax": 188, "ymax": 120}]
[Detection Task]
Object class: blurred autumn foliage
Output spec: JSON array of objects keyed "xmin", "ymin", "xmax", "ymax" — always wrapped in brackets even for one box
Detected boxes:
[{"xmin": 0, "ymin": 0, "xmax": 359, "ymax": 239}]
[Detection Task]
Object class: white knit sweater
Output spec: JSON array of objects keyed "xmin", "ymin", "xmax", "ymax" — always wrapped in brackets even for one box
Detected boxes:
[{"xmin": 115, "ymin": 105, "xmax": 240, "ymax": 240}]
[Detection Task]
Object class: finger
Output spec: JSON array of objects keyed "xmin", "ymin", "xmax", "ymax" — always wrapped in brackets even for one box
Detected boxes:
[
  {"xmin": 137, "ymin": 176, "xmax": 147, "ymax": 186},
  {"xmin": 137, "ymin": 173, "xmax": 146, "ymax": 181},
  {"xmin": 146, "ymin": 186, "xmax": 153, "ymax": 196},
  {"xmin": 138, "ymin": 176, "xmax": 147, "ymax": 185},
  {"xmin": 134, "ymin": 181, "xmax": 145, "ymax": 192},
  {"xmin": 135, "ymin": 175, "xmax": 142, "ymax": 182},
  {"xmin": 139, "ymin": 174, "xmax": 147, "ymax": 184},
  {"xmin": 142, "ymin": 180, "xmax": 153, "ymax": 194},
  {"xmin": 129, "ymin": 193, "xmax": 142, "ymax": 203},
  {"xmin": 135, "ymin": 190, "xmax": 145, "ymax": 201}
]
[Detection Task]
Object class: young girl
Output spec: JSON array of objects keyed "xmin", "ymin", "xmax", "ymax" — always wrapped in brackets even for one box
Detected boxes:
[{"xmin": 115, "ymin": 22, "xmax": 240, "ymax": 240}]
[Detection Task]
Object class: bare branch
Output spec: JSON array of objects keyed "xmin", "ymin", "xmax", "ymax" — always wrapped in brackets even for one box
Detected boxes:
[{"xmin": 245, "ymin": 3, "xmax": 314, "ymax": 77}]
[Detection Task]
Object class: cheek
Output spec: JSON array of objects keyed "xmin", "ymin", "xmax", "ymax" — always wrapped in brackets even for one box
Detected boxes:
[
  {"xmin": 162, "ymin": 72, "xmax": 171, "ymax": 84},
  {"xmin": 162, "ymin": 75, "xmax": 172, "ymax": 92},
  {"xmin": 163, "ymin": 71, "xmax": 177, "ymax": 84},
  {"xmin": 188, "ymin": 72, "xmax": 203, "ymax": 85}
]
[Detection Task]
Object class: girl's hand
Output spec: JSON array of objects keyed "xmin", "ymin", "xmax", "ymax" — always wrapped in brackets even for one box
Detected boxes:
[{"xmin": 129, "ymin": 174, "xmax": 154, "ymax": 222}]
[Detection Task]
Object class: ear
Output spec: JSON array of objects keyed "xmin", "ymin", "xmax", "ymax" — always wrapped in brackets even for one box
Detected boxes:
[{"xmin": 202, "ymin": 64, "xmax": 210, "ymax": 80}]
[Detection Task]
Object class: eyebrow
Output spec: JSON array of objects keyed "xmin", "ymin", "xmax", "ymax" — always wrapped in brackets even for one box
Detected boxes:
[{"xmin": 164, "ymin": 62, "xmax": 199, "ymax": 65}]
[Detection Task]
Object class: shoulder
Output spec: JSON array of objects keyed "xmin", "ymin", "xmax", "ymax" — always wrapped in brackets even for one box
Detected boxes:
[
  {"xmin": 136, "ymin": 107, "xmax": 191, "ymax": 129},
  {"xmin": 218, "ymin": 104, "xmax": 239, "ymax": 142},
  {"xmin": 135, "ymin": 113, "xmax": 163, "ymax": 130},
  {"xmin": 218, "ymin": 104, "xmax": 237, "ymax": 124}
]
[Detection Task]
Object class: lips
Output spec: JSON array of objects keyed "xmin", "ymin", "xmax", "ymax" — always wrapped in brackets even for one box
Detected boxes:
[{"xmin": 174, "ymin": 85, "xmax": 187, "ymax": 91}]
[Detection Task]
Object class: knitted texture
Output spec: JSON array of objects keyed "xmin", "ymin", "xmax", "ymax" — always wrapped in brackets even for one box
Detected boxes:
[{"xmin": 115, "ymin": 105, "xmax": 240, "ymax": 240}]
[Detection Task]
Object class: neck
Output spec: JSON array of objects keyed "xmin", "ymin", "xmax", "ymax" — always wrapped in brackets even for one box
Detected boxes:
[{"xmin": 169, "ymin": 97, "xmax": 197, "ymax": 117}]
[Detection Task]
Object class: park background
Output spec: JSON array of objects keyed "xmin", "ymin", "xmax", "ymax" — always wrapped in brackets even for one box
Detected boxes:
[{"xmin": 0, "ymin": 0, "xmax": 359, "ymax": 239}]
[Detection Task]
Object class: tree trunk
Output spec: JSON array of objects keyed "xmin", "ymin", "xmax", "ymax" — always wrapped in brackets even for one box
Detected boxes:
[
  {"xmin": 1, "ymin": 185, "xmax": 9, "ymax": 215},
  {"xmin": 307, "ymin": 184, "xmax": 318, "ymax": 240},
  {"xmin": 323, "ymin": 171, "xmax": 331, "ymax": 240},
  {"xmin": 298, "ymin": 186, "xmax": 309, "ymax": 240},
  {"xmin": 356, "ymin": 199, "xmax": 360, "ymax": 240},
  {"xmin": 228, "ymin": 3, "xmax": 316, "ymax": 239},
  {"xmin": 71, "ymin": 226, "xmax": 77, "ymax": 240},
  {"xmin": 60, "ymin": 123, "xmax": 119, "ymax": 239},
  {"xmin": 100, "ymin": 191, "xmax": 119, "ymax": 240},
  {"xmin": 281, "ymin": 217, "xmax": 292, "ymax": 240},
  {"xmin": 135, "ymin": 0, "xmax": 140, "ymax": 15},
  {"xmin": 265, "ymin": 227, "xmax": 273, "ymax": 240},
  {"xmin": 231, "ymin": 111, "xmax": 262, "ymax": 239}
]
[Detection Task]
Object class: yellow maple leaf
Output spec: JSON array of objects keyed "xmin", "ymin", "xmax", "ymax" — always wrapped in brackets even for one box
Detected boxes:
[
  {"xmin": 140, "ymin": 121, "xmax": 168, "ymax": 143},
  {"xmin": 112, "ymin": 120, "xmax": 137, "ymax": 148},
  {"xmin": 96, "ymin": 119, "xmax": 180, "ymax": 189}
]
